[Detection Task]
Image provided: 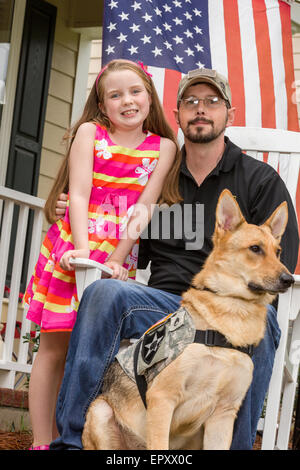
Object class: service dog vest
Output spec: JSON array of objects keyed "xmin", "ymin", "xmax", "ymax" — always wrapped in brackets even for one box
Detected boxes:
[
  {"xmin": 116, "ymin": 306, "xmax": 253, "ymax": 408},
  {"xmin": 116, "ymin": 306, "xmax": 194, "ymax": 385}
]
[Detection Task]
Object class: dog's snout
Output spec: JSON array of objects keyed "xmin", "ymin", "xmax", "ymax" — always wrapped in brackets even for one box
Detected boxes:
[{"xmin": 279, "ymin": 272, "xmax": 294, "ymax": 288}]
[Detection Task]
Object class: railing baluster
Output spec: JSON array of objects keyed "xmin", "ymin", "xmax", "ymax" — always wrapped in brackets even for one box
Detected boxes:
[
  {"xmin": 18, "ymin": 209, "xmax": 44, "ymax": 365},
  {"xmin": 0, "ymin": 200, "xmax": 14, "ymax": 335},
  {"xmin": 0, "ymin": 185, "xmax": 45, "ymax": 387},
  {"xmin": 4, "ymin": 205, "xmax": 29, "ymax": 367}
]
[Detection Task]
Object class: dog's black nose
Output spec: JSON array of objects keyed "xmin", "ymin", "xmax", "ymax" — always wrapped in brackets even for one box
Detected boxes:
[{"xmin": 279, "ymin": 272, "xmax": 294, "ymax": 288}]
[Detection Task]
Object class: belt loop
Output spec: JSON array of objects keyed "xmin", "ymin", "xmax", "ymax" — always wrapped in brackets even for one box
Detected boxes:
[{"xmin": 204, "ymin": 330, "xmax": 215, "ymax": 346}]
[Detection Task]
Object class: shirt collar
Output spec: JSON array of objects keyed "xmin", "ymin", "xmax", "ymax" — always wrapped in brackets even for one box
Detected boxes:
[{"xmin": 180, "ymin": 136, "xmax": 242, "ymax": 178}]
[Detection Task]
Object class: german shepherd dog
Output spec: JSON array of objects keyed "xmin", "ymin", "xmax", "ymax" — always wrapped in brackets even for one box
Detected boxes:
[{"xmin": 82, "ymin": 189, "xmax": 294, "ymax": 450}]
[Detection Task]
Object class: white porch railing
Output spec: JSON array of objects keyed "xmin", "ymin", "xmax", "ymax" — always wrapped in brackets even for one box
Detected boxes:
[{"xmin": 0, "ymin": 185, "xmax": 45, "ymax": 389}]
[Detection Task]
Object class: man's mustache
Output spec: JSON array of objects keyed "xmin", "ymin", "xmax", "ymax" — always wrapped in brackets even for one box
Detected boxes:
[{"xmin": 188, "ymin": 117, "xmax": 214, "ymax": 126}]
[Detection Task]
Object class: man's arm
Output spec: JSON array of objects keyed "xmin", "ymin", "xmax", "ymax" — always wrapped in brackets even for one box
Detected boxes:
[{"xmin": 55, "ymin": 193, "xmax": 68, "ymax": 220}]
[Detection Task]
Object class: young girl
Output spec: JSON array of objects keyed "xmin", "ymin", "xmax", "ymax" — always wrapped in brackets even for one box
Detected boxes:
[{"xmin": 24, "ymin": 59, "xmax": 182, "ymax": 449}]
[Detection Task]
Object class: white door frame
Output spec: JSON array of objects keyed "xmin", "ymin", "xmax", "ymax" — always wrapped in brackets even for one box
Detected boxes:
[
  {"xmin": 0, "ymin": 0, "xmax": 26, "ymax": 186},
  {"xmin": 71, "ymin": 34, "xmax": 92, "ymax": 125}
]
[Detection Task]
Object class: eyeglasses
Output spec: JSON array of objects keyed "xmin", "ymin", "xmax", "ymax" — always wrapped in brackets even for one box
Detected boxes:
[{"xmin": 179, "ymin": 96, "xmax": 226, "ymax": 109}]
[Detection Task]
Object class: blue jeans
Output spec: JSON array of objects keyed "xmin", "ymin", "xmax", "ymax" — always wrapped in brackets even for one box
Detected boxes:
[{"xmin": 51, "ymin": 279, "xmax": 280, "ymax": 450}]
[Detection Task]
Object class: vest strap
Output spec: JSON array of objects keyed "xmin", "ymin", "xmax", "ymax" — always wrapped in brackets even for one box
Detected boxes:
[
  {"xmin": 134, "ymin": 328, "xmax": 254, "ymax": 409},
  {"xmin": 194, "ymin": 329, "xmax": 254, "ymax": 357}
]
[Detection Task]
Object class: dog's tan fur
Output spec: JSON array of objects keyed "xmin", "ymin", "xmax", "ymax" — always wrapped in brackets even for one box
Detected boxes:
[{"xmin": 82, "ymin": 189, "xmax": 294, "ymax": 450}]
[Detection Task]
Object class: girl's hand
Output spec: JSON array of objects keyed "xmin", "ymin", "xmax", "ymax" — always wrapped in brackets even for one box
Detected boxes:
[
  {"xmin": 59, "ymin": 249, "xmax": 90, "ymax": 271},
  {"xmin": 104, "ymin": 260, "xmax": 128, "ymax": 281}
]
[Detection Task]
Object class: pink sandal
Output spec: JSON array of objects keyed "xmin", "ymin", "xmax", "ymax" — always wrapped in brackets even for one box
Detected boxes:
[{"xmin": 28, "ymin": 445, "xmax": 50, "ymax": 450}]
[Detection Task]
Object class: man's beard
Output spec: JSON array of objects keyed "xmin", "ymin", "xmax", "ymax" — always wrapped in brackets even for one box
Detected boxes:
[{"xmin": 182, "ymin": 114, "xmax": 228, "ymax": 144}]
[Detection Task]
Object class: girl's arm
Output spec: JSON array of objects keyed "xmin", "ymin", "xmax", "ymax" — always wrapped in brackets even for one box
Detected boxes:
[
  {"xmin": 106, "ymin": 138, "xmax": 177, "ymax": 276},
  {"xmin": 59, "ymin": 123, "xmax": 95, "ymax": 271}
]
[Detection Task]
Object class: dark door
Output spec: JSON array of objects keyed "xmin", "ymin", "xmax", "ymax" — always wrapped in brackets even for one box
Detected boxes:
[{"xmin": 5, "ymin": 0, "xmax": 56, "ymax": 291}]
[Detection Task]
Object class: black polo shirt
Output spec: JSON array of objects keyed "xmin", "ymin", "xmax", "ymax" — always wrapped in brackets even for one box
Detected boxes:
[{"xmin": 138, "ymin": 137, "xmax": 299, "ymax": 296}]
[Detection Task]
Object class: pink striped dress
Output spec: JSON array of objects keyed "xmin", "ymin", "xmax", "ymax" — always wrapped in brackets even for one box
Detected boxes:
[{"xmin": 24, "ymin": 124, "xmax": 161, "ymax": 332}]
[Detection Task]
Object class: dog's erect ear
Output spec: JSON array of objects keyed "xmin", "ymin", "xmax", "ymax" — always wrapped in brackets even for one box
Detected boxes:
[
  {"xmin": 216, "ymin": 189, "xmax": 245, "ymax": 232},
  {"xmin": 264, "ymin": 201, "xmax": 288, "ymax": 240}
]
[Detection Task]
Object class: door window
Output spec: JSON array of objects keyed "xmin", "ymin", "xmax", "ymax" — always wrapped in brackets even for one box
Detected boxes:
[{"xmin": 0, "ymin": 0, "xmax": 15, "ymax": 125}]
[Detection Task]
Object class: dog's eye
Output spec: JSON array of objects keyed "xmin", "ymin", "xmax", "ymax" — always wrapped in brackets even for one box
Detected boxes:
[
  {"xmin": 276, "ymin": 249, "xmax": 281, "ymax": 258},
  {"xmin": 249, "ymin": 245, "xmax": 262, "ymax": 254}
]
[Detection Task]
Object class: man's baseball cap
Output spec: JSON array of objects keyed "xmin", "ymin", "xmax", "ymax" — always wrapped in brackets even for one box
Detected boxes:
[{"xmin": 177, "ymin": 68, "xmax": 232, "ymax": 108}]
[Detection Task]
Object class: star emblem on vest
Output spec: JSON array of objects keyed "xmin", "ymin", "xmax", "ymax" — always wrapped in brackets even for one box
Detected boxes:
[{"xmin": 142, "ymin": 327, "xmax": 165, "ymax": 364}]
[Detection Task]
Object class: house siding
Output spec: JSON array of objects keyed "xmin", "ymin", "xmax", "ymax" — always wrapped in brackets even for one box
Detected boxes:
[{"xmin": 87, "ymin": 39, "xmax": 102, "ymax": 98}]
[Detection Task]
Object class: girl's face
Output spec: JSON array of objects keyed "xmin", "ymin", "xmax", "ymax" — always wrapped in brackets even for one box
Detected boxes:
[{"xmin": 101, "ymin": 69, "xmax": 152, "ymax": 132}]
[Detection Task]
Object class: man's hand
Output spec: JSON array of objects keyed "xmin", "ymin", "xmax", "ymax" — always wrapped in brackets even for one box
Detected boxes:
[{"xmin": 55, "ymin": 193, "xmax": 68, "ymax": 220}]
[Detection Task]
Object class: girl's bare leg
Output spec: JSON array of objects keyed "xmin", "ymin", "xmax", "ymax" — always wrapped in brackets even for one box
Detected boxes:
[{"xmin": 28, "ymin": 331, "xmax": 71, "ymax": 447}]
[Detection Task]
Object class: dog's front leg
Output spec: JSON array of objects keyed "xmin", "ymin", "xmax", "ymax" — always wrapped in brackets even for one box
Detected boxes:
[
  {"xmin": 146, "ymin": 395, "xmax": 175, "ymax": 450},
  {"xmin": 203, "ymin": 409, "xmax": 237, "ymax": 450}
]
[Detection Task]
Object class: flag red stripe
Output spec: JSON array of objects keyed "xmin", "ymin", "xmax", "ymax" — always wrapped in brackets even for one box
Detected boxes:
[
  {"xmin": 163, "ymin": 69, "xmax": 181, "ymax": 134},
  {"xmin": 223, "ymin": 0, "xmax": 245, "ymax": 125},
  {"xmin": 252, "ymin": 0, "xmax": 276, "ymax": 129},
  {"xmin": 279, "ymin": 1, "xmax": 299, "ymax": 132}
]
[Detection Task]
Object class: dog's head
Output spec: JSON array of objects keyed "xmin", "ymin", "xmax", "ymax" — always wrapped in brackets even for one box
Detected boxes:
[{"xmin": 193, "ymin": 189, "xmax": 294, "ymax": 302}]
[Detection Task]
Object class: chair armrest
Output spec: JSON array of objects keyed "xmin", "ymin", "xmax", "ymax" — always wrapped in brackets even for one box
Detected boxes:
[
  {"xmin": 70, "ymin": 257, "xmax": 148, "ymax": 301},
  {"xmin": 70, "ymin": 257, "xmax": 113, "ymax": 301},
  {"xmin": 69, "ymin": 257, "xmax": 113, "ymax": 276}
]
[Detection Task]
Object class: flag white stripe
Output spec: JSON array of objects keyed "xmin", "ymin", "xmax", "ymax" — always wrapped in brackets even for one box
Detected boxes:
[
  {"xmin": 147, "ymin": 66, "xmax": 165, "ymax": 105},
  {"xmin": 238, "ymin": 0, "xmax": 262, "ymax": 127},
  {"xmin": 265, "ymin": 0, "xmax": 288, "ymax": 129},
  {"xmin": 208, "ymin": 0, "xmax": 228, "ymax": 78}
]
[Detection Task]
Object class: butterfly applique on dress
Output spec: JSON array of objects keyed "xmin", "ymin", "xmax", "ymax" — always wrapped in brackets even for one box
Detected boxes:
[
  {"xmin": 135, "ymin": 158, "xmax": 158, "ymax": 186},
  {"xmin": 95, "ymin": 139, "xmax": 112, "ymax": 160}
]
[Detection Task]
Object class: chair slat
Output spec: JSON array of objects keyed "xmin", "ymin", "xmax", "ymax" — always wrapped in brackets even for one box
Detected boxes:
[
  {"xmin": 278, "ymin": 154, "xmax": 291, "ymax": 186},
  {"xmin": 284, "ymin": 153, "xmax": 300, "ymax": 211},
  {"xmin": 266, "ymin": 152, "xmax": 279, "ymax": 171}
]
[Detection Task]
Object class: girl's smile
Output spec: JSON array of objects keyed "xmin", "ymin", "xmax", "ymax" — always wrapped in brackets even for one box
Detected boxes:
[{"xmin": 121, "ymin": 109, "xmax": 138, "ymax": 117}]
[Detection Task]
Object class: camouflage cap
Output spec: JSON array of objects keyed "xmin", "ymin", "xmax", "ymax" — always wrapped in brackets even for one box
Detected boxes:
[{"xmin": 177, "ymin": 68, "xmax": 232, "ymax": 108}]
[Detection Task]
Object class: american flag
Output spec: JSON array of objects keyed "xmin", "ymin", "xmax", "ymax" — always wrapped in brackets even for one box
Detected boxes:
[
  {"xmin": 102, "ymin": 0, "xmax": 299, "ymax": 133},
  {"xmin": 102, "ymin": 0, "xmax": 300, "ymax": 273}
]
